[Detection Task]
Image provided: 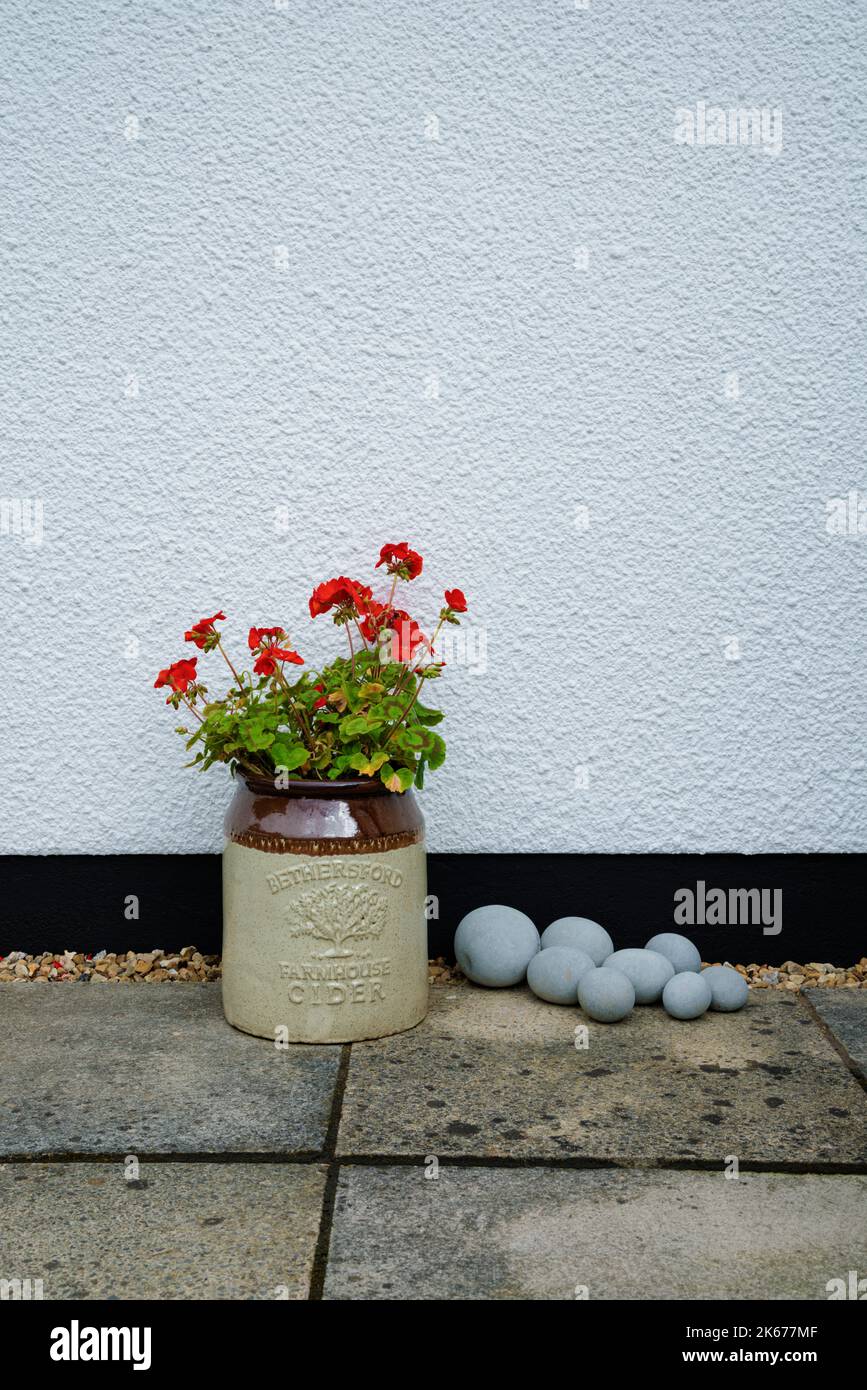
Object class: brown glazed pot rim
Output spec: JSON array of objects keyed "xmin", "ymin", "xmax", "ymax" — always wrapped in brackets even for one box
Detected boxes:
[{"xmin": 241, "ymin": 774, "xmax": 407, "ymax": 799}]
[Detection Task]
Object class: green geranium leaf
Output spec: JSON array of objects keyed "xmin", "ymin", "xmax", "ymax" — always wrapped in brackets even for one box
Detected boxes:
[
  {"xmin": 379, "ymin": 763, "xmax": 415, "ymax": 794},
  {"xmin": 340, "ymin": 712, "xmax": 384, "ymax": 739},
  {"xmin": 376, "ymin": 662, "xmax": 404, "ymax": 687},
  {"xmin": 393, "ymin": 726, "xmax": 435, "ymax": 755},
  {"xmin": 271, "ymin": 741, "xmax": 310, "ymax": 772},
  {"xmin": 327, "ymin": 760, "xmax": 351, "ymax": 779},
  {"xmin": 414, "ymin": 701, "xmax": 444, "ymax": 726},
  {"xmin": 241, "ymin": 720, "xmax": 276, "ymax": 752},
  {"xmin": 374, "ymin": 695, "xmax": 406, "ymax": 723},
  {"xmin": 427, "ymin": 732, "xmax": 446, "ymax": 770},
  {"xmin": 348, "ymin": 749, "xmax": 390, "ymax": 776}
]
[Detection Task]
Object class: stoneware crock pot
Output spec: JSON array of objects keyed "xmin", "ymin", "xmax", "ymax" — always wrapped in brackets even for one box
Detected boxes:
[{"xmin": 222, "ymin": 775, "xmax": 428, "ymax": 1043}]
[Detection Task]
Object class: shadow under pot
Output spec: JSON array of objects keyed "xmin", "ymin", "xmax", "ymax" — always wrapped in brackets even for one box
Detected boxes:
[{"xmin": 221, "ymin": 776, "xmax": 429, "ymax": 1043}]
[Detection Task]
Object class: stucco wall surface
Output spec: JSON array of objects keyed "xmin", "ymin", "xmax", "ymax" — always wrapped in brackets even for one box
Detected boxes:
[{"xmin": 1, "ymin": 0, "xmax": 865, "ymax": 853}]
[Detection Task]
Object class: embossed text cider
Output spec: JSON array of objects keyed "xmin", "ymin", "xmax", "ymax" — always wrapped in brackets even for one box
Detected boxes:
[{"xmin": 221, "ymin": 776, "xmax": 429, "ymax": 1042}]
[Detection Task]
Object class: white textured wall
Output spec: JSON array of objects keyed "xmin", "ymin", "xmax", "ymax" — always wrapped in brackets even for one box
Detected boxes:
[{"xmin": 1, "ymin": 0, "xmax": 865, "ymax": 854}]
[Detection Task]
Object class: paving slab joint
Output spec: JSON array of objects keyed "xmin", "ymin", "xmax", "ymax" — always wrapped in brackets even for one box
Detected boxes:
[
  {"xmin": 308, "ymin": 1043, "xmax": 352, "ymax": 1300},
  {"xmin": 0, "ymin": 1151, "xmax": 329, "ymax": 1165},
  {"xmin": 330, "ymin": 1152, "xmax": 867, "ymax": 1176}
]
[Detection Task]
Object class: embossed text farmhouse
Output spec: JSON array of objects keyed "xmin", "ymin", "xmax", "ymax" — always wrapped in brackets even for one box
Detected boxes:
[{"xmin": 278, "ymin": 956, "xmax": 392, "ymax": 1006}]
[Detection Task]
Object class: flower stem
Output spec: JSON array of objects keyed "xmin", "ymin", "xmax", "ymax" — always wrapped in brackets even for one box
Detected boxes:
[
  {"xmin": 273, "ymin": 665, "xmax": 314, "ymax": 748},
  {"xmin": 217, "ymin": 640, "xmax": 244, "ymax": 690},
  {"xmin": 182, "ymin": 695, "xmax": 204, "ymax": 723},
  {"xmin": 426, "ymin": 616, "xmax": 445, "ymax": 660},
  {"xmin": 383, "ymin": 676, "xmax": 422, "ymax": 745},
  {"xmin": 370, "ymin": 579, "xmax": 399, "ymax": 679},
  {"xmin": 390, "ymin": 616, "xmax": 443, "ymax": 698}
]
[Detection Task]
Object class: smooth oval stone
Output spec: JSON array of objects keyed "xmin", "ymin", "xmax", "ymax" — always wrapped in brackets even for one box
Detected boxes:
[
  {"xmin": 527, "ymin": 947, "xmax": 596, "ymax": 1005},
  {"xmin": 541, "ymin": 917, "xmax": 614, "ymax": 966},
  {"xmin": 645, "ymin": 932, "xmax": 702, "ymax": 975},
  {"xmin": 603, "ymin": 948, "xmax": 675, "ymax": 1004},
  {"xmin": 577, "ymin": 966, "xmax": 635, "ymax": 1023},
  {"xmin": 454, "ymin": 905, "xmax": 540, "ymax": 987},
  {"xmin": 663, "ymin": 971, "xmax": 712, "ymax": 1020},
  {"xmin": 701, "ymin": 964, "xmax": 749, "ymax": 1012}
]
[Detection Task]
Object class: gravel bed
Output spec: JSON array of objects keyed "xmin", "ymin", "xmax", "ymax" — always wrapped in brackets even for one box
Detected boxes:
[
  {"xmin": 0, "ymin": 952, "xmax": 864, "ymax": 990},
  {"xmin": 0, "ymin": 947, "xmax": 221, "ymax": 983}
]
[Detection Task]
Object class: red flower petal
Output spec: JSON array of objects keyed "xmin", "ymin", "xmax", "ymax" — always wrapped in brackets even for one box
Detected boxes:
[
  {"xmin": 154, "ymin": 658, "xmax": 198, "ymax": 693},
  {"xmin": 375, "ymin": 542, "xmax": 423, "ymax": 579},
  {"xmin": 184, "ymin": 611, "xmax": 226, "ymax": 647},
  {"xmin": 248, "ymin": 626, "xmax": 285, "ymax": 650},
  {"xmin": 308, "ymin": 577, "xmax": 372, "ymax": 619}
]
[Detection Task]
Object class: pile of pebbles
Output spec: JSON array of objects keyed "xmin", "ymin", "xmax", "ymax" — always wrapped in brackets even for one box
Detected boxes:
[
  {"xmin": 453, "ymin": 906, "xmax": 867, "ymax": 1024},
  {"xmin": 428, "ymin": 956, "xmax": 463, "ymax": 985},
  {"xmin": 734, "ymin": 959, "xmax": 866, "ymax": 990},
  {"xmin": 0, "ymin": 948, "xmax": 221, "ymax": 983}
]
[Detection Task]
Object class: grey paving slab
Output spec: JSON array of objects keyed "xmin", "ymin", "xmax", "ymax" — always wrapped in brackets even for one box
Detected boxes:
[
  {"xmin": 324, "ymin": 1165, "xmax": 867, "ymax": 1301},
  {"xmin": 337, "ymin": 982, "xmax": 867, "ymax": 1165},
  {"xmin": 0, "ymin": 1161, "xmax": 326, "ymax": 1299},
  {"xmin": 0, "ymin": 983, "xmax": 340, "ymax": 1155},
  {"xmin": 805, "ymin": 989, "xmax": 867, "ymax": 1081}
]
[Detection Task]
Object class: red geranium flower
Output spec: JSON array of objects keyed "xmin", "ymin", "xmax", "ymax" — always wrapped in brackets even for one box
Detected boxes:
[
  {"xmin": 253, "ymin": 642, "xmax": 304, "ymax": 677},
  {"xmin": 308, "ymin": 577, "xmax": 372, "ymax": 620},
  {"xmin": 391, "ymin": 612, "xmax": 427, "ymax": 662},
  {"xmin": 375, "ymin": 542, "xmax": 423, "ymax": 580},
  {"xmin": 248, "ymin": 626, "xmax": 304, "ymax": 676},
  {"xmin": 363, "ymin": 606, "xmax": 427, "ymax": 662},
  {"xmin": 184, "ymin": 611, "xmax": 226, "ymax": 648},
  {"xmin": 444, "ymin": 589, "xmax": 467, "ymax": 612},
  {"xmin": 358, "ymin": 599, "xmax": 390, "ymax": 644},
  {"xmin": 248, "ymin": 626, "xmax": 286, "ymax": 651},
  {"xmin": 154, "ymin": 658, "xmax": 198, "ymax": 695}
]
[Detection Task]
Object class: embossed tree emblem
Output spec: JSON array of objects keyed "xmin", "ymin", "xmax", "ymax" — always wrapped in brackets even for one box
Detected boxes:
[{"xmin": 286, "ymin": 884, "xmax": 387, "ymax": 957}]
